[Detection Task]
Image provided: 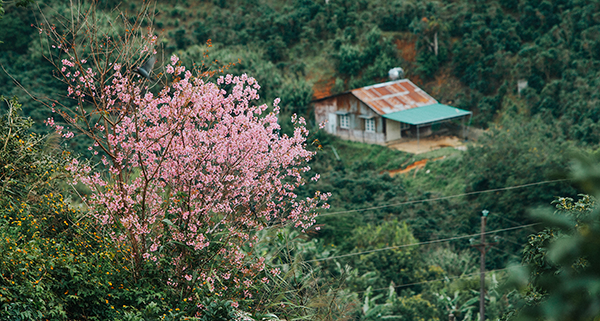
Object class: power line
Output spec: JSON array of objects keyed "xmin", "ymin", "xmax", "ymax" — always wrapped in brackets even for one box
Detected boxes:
[
  {"xmin": 490, "ymin": 246, "xmax": 522, "ymax": 259},
  {"xmin": 495, "ymin": 214, "xmax": 535, "ymax": 229},
  {"xmin": 319, "ymin": 179, "xmax": 567, "ymax": 217},
  {"xmin": 303, "ymin": 223, "xmax": 539, "ymax": 263},
  {"xmin": 361, "ymin": 266, "xmax": 516, "ymax": 294},
  {"xmin": 492, "ymin": 235, "xmax": 524, "ymax": 247}
]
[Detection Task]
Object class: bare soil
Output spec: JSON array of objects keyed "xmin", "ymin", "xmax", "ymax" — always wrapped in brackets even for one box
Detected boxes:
[
  {"xmin": 386, "ymin": 135, "xmax": 466, "ymax": 154},
  {"xmin": 386, "ymin": 156, "xmax": 446, "ymax": 177}
]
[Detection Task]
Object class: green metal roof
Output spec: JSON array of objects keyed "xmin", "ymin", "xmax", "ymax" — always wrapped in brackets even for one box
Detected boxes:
[{"xmin": 382, "ymin": 103, "xmax": 471, "ymax": 125}]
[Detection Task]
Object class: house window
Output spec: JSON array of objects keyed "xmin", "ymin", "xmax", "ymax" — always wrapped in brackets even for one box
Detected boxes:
[
  {"xmin": 365, "ymin": 118, "xmax": 375, "ymax": 132},
  {"xmin": 340, "ymin": 114, "xmax": 350, "ymax": 129},
  {"xmin": 400, "ymin": 122, "xmax": 410, "ymax": 130}
]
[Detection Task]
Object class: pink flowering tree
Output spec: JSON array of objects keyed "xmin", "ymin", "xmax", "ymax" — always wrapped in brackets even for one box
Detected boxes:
[{"xmin": 38, "ymin": 2, "xmax": 329, "ymax": 302}]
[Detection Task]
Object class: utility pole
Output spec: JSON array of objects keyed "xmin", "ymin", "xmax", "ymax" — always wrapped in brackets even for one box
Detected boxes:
[{"xmin": 471, "ymin": 210, "xmax": 496, "ymax": 321}]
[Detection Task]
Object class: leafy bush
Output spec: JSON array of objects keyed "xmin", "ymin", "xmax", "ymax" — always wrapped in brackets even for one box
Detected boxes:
[
  {"xmin": 511, "ymin": 160, "xmax": 600, "ymax": 321},
  {"xmin": 0, "ymin": 98, "xmax": 229, "ymax": 319},
  {"xmin": 197, "ymin": 298, "xmax": 237, "ymax": 321}
]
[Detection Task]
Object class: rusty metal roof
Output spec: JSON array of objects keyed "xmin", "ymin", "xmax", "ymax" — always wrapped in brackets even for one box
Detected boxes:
[{"xmin": 351, "ymin": 79, "xmax": 438, "ymax": 115}]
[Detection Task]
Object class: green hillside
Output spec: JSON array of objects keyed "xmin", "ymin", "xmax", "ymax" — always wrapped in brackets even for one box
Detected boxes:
[{"xmin": 0, "ymin": 0, "xmax": 598, "ymax": 320}]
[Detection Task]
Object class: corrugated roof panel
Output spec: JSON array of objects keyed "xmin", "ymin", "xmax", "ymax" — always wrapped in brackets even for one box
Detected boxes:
[
  {"xmin": 417, "ymin": 89, "xmax": 436, "ymax": 103},
  {"xmin": 374, "ymin": 86, "xmax": 393, "ymax": 96},
  {"xmin": 391, "ymin": 83, "xmax": 408, "ymax": 94},
  {"xmin": 388, "ymin": 96, "xmax": 405, "ymax": 107},
  {"xmin": 372, "ymin": 100, "xmax": 393, "ymax": 113},
  {"xmin": 351, "ymin": 79, "xmax": 438, "ymax": 115},
  {"xmin": 367, "ymin": 88, "xmax": 381, "ymax": 98},
  {"xmin": 407, "ymin": 91, "xmax": 428, "ymax": 103},
  {"xmin": 381, "ymin": 99, "xmax": 395, "ymax": 109},
  {"xmin": 399, "ymin": 81, "xmax": 415, "ymax": 91},
  {"xmin": 382, "ymin": 103, "xmax": 472, "ymax": 125}
]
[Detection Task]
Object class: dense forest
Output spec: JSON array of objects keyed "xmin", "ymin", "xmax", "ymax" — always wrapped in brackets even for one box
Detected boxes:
[{"xmin": 1, "ymin": 0, "xmax": 600, "ymax": 320}]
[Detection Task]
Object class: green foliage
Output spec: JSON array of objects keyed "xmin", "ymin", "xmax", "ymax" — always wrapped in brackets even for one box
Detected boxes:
[
  {"xmin": 333, "ymin": 26, "xmax": 400, "ymax": 88},
  {"xmin": 0, "ymin": 10, "xmax": 33, "ymax": 52},
  {"xmin": 0, "ymin": 99, "xmax": 215, "ymax": 320},
  {"xmin": 0, "ymin": 0, "xmax": 34, "ymax": 21},
  {"xmin": 5, "ymin": 0, "xmax": 600, "ymax": 153},
  {"xmin": 424, "ymin": 247, "xmax": 477, "ymax": 279},
  {"xmin": 461, "ymin": 114, "xmax": 576, "ymax": 267},
  {"xmin": 0, "ymin": 98, "xmax": 116, "ymax": 319},
  {"xmin": 356, "ymin": 283, "xmax": 441, "ymax": 321},
  {"xmin": 197, "ymin": 298, "xmax": 237, "ymax": 321},
  {"xmin": 251, "ymin": 228, "xmax": 361, "ymax": 321},
  {"xmin": 435, "ymin": 272, "xmax": 518, "ymax": 321},
  {"xmin": 510, "ymin": 158, "xmax": 600, "ymax": 320},
  {"xmin": 410, "ymin": 15, "xmax": 449, "ymax": 80},
  {"xmin": 344, "ymin": 221, "xmax": 433, "ymax": 293},
  {"xmin": 464, "ymin": 115, "xmax": 574, "ymax": 211},
  {"xmin": 387, "ymin": 292, "xmax": 439, "ymax": 321},
  {"xmin": 4, "ymin": 0, "xmax": 600, "ymax": 318},
  {"xmin": 436, "ymin": 290, "xmax": 478, "ymax": 321},
  {"xmin": 336, "ymin": 44, "xmax": 364, "ymax": 76},
  {"xmin": 0, "ymin": 6, "xmax": 76, "ymax": 139},
  {"xmin": 0, "ymin": 97, "xmax": 62, "ymax": 200}
]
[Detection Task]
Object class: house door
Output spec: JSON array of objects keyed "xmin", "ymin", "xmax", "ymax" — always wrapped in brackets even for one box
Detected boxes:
[{"xmin": 328, "ymin": 113, "xmax": 337, "ymax": 134}]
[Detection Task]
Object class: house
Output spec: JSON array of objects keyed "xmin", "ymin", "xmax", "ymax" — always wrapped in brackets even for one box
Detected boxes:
[{"xmin": 313, "ymin": 79, "xmax": 472, "ymax": 145}]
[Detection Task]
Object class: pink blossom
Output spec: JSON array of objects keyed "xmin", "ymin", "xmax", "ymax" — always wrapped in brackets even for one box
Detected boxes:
[
  {"xmin": 59, "ymin": 54, "xmax": 328, "ymax": 303},
  {"xmin": 61, "ymin": 59, "xmax": 75, "ymax": 67}
]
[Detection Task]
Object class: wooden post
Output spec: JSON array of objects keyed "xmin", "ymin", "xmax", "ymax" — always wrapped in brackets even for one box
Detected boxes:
[
  {"xmin": 399, "ymin": 121, "xmax": 402, "ymax": 139},
  {"xmin": 466, "ymin": 114, "xmax": 472, "ymax": 141},
  {"xmin": 479, "ymin": 213, "xmax": 486, "ymax": 321},
  {"xmin": 434, "ymin": 32, "xmax": 439, "ymax": 56},
  {"xmin": 471, "ymin": 210, "xmax": 496, "ymax": 321}
]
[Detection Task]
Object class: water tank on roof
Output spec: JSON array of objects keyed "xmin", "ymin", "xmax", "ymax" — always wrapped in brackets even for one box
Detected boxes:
[{"xmin": 388, "ymin": 67, "xmax": 404, "ymax": 80}]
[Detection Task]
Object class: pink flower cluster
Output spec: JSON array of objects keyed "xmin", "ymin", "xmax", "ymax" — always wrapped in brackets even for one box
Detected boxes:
[{"xmin": 61, "ymin": 54, "xmax": 329, "ymax": 297}]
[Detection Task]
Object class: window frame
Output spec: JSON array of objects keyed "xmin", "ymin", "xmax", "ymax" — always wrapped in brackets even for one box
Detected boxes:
[
  {"xmin": 365, "ymin": 118, "xmax": 375, "ymax": 132},
  {"xmin": 340, "ymin": 114, "xmax": 350, "ymax": 129}
]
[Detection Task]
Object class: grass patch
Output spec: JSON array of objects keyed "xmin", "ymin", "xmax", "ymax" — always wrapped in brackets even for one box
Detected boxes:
[
  {"xmin": 401, "ymin": 151, "xmax": 466, "ymax": 196},
  {"xmin": 327, "ymin": 136, "xmax": 411, "ymax": 169},
  {"xmin": 314, "ymin": 133, "xmax": 467, "ymax": 197}
]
